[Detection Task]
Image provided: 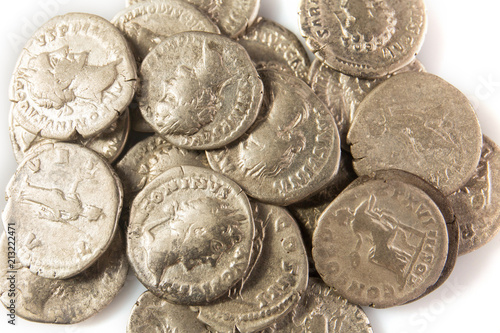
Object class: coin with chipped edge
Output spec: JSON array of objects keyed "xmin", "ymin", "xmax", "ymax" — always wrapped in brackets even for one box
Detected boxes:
[
  {"xmin": 127, "ymin": 166, "xmax": 254, "ymax": 305},
  {"xmin": 0, "ymin": 229, "xmax": 128, "ymax": 324},
  {"xmin": 299, "ymin": 0, "xmax": 427, "ymax": 78},
  {"xmin": 348, "ymin": 72, "xmax": 483, "ymax": 196},
  {"xmin": 313, "ymin": 177, "xmax": 448, "ymax": 308},
  {"xmin": 9, "ymin": 106, "xmax": 130, "ymax": 164},
  {"xmin": 9, "ymin": 13, "xmax": 137, "ymax": 140},
  {"xmin": 238, "ymin": 17, "xmax": 311, "ymax": 82},
  {"xmin": 309, "ymin": 58, "xmax": 425, "ymax": 148},
  {"xmin": 2, "ymin": 142, "xmax": 122, "ymax": 279},
  {"xmin": 195, "ymin": 201, "xmax": 309, "ymax": 333},
  {"xmin": 207, "ymin": 70, "xmax": 341, "ymax": 206},
  {"xmin": 127, "ymin": 291, "xmax": 211, "ymax": 332},
  {"xmin": 260, "ymin": 278, "xmax": 373, "ymax": 333},
  {"xmin": 127, "ymin": 0, "xmax": 261, "ymax": 38},
  {"xmin": 139, "ymin": 31, "xmax": 263, "ymax": 149},
  {"xmin": 448, "ymin": 135, "xmax": 500, "ymax": 256}
]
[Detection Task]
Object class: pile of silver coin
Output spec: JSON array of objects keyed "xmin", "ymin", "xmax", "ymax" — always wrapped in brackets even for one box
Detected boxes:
[{"xmin": 1, "ymin": 0, "xmax": 498, "ymax": 332}]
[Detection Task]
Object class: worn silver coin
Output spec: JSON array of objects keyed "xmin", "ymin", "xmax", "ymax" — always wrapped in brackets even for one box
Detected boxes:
[
  {"xmin": 348, "ymin": 72, "xmax": 483, "ymax": 195},
  {"xmin": 260, "ymin": 278, "xmax": 373, "ymax": 333},
  {"xmin": 195, "ymin": 202, "xmax": 309, "ymax": 333},
  {"xmin": 139, "ymin": 31, "xmax": 263, "ymax": 149},
  {"xmin": 238, "ymin": 17, "xmax": 311, "ymax": 82},
  {"xmin": 313, "ymin": 178, "xmax": 449, "ymax": 307},
  {"xmin": 127, "ymin": 166, "xmax": 254, "ymax": 305},
  {"xmin": 2, "ymin": 142, "xmax": 123, "ymax": 279},
  {"xmin": 448, "ymin": 135, "xmax": 500, "ymax": 256},
  {"xmin": 299, "ymin": 0, "xmax": 427, "ymax": 78},
  {"xmin": 9, "ymin": 13, "xmax": 137, "ymax": 140},
  {"xmin": 127, "ymin": 0, "xmax": 260, "ymax": 38},
  {"xmin": 127, "ymin": 291, "xmax": 211, "ymax": 332},
  {"xmin": 207, "ymin": 70, "xmax": 341, "ymax": 206},
  {"xmin": 0, "ymin": 229, "xmax": 128, "ymax": 324},
  {"xmin": 9, "ymin": 106, "xmax": 130, "ymax": 164}
]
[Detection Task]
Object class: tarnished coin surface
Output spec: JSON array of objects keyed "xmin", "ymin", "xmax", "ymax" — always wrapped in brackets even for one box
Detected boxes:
[
  {"xmin": 139, "ymin": 31, "xmax": 263, "ymax": 149},
  {"xmin": 195, "ymin": 202, "xmax": 309, "ymax": 333},
  {"xmin": 348, "ymin": 72, "xmax": 483, "ymax": 195},
  {"xmin": 9, "ymin": 107, "xmax": 130, "ymax": 164},
  {"xmin": 127, "ymin": 166, "xmax": 254, "ymax": 304},
  {"xmin": 127, "ymin": 291, "xmax": 210, "ymax": 332},
  {"xmin": 207, "ymin": 70, "xmax": 341, "ymax": 206},
  {"xmin": 238, "ymin": 17, "xmax": 311, "ymax": 82},
  {"xmin": 113, "ymin": 0, "xmax": 220, "ymax": 62},
  {"xmin": 0, "ymin": 229, "xmax": 128, "ymax": 324},
  {"xmin": 9, "ymin": 13, "xmax": 137, "ymax": 140},
  {"xmin": 261, "ymin": 278, "xmax": 373, "ymax": 333},
  {"xmin": 313, "ymin": 178, "xmax": 449, "ymax": 307},
  {"xmin": 2, "ymin": 142, "xmax": 122, "ymax": 279},
  {"xmin": 127, "ymin": 0, "xmax": 260, "ymax": 38},
  {"xmin": 449, "ymin": 135, "xmax": 500, "ymax": 256},
  {"xmin": 309, "ymin": 58, "xmax": 425, "ymax": 147},
  {"xmin": 299, "ymin": 0, "xmax": 427, "ymax": 78}
]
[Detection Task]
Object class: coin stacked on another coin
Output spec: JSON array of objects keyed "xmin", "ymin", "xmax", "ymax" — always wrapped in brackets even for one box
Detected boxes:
[{"xmin": 1, "ymin": 0, "xmax": 499, "ymax": 332}]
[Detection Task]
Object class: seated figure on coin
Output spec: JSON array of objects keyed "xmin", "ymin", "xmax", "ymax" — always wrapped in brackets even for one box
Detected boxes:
[
  {"xmin": 143, "ymin": 198, "xmax": 246, "ymax": 284},
  {"xmin": 332, "ymin": 0, "xmax": 397, "ymax": 52}
]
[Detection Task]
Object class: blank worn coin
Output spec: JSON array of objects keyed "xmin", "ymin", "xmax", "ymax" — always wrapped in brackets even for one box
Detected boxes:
[{"xmin": 348, "ymin": 72, "xmax": 483, "ymax": 195}]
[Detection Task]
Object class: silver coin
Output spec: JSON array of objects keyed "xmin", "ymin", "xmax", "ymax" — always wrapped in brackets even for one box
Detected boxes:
[
  {"xmin": 207, "ymin": 70, "xmax": 341, "ymax": 206},
  {"xmin": 309, "ymin": 58, "xmax": 425, "ymax": 148},
  {"xmin": 139, "ymin": 31, "xmax": 263, "ymax": 149},
  {"xmin": 313, "ymin": 178, "xmax": 449, "ymax": 308},
  {"xmin": 299, "ymin": 0, "xmax": 427, "ymax": 78},
  {"xmin": 127, "ymin": 291, "xmax": 211, "ymax": 332},
  {"xmin": 9, "ymin": 13, "xmax": 137, "ymax": 140},
  {"xmin": 348, "ymin": 72, "xmax": 483, "ymax": 195},
  {"xmin": 0, "ymin": 229, "xmax": 128, "ymax": 324},
  {"xmin": 9, "ymin": 106, "xmax": 130, "ymax": 164},
  {"xmin": 127, "ymin": 0, "xmax": 261, "ymax": 38},
  {"xmin": 260, "ymin": 278, "xmax": 373, "ymax": 333},
  {"xmin": 2, "ymin": 142, "xmax": 123, "ymax": 279},
  {"xmin": 127, "ymin": 166, "xmax": 254, "ymax": 305},
  {"xmin": 448, "ymin": 135, "xmax": 500, "ymax": 256},
  {"xmin": 238, "ymin": 17, "xmax": 311, "ymax": 82},
  {"xmin": 195, "ymin": 202, "xmax": 309, "ymax": 333},
  {"xmin": 113, "ymin": 0, "xmax": 220, "ymax": 62}
]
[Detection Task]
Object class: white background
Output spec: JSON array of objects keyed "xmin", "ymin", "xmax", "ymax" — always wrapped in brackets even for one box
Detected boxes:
[{"xmin": 1, "ymin": 0, "xmax": 500, "ymax": 332}]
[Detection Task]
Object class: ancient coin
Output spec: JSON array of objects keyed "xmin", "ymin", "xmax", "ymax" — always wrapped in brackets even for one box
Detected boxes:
[
  {"xmin": 448, "ymin": 135, "xmax": 500, "ymax": 256},
  {"xmin": 112, "ymin": 0, "xmax": 220, "ymax": 62},
  {"xmin": 299, "ymin": 0, "xmax": 427, "ymax": 78},
  {"xmin": 127, "ymin": 166, "xmax": 254, "ymax": 305},
  {"xmin": 238, "ymin": 17, "xmax": 311, "ymax": 82},
  {"xmin": 127, "ymin": 0, "xmax": 260, "ymax": 38},
  {"xmin": 115, "ymin": 134, "xmax": 208, "ymax": 205},
  {"xmin": 2, "ymin": 142, "xmax": 123, "ymax": 279},
  {"xmin": 9, "ymin": 106, "xmax": 130, "ymax": 164},
  {"xmin": 309, "ymin": 58, "xmax": 425, "ymax": 148},
  {"xmin": 195, "ymin": 202, "xmax": 309, "ymax": 333},
  {"xmin": 139, "ymin": 31, "xmax": 263, "ymax": 149},
  {"xmin": 207, "ymin": 70, "xmax": 341, "ymax": 206},
  {"xmin": 9, "ymin": 13, "xmax": 137, "ymax": 140},
  {"xmin": 127, "ymin": 291, "xmax": 210, "ymax": 332},
  {"xmin": 313, "ymin": 178, "xmax": 449, "ymax": 308},
  {"xmin": 0, "ymin": 229, "xmax": 128, "ymax": 324},
  {"xmin": 260, "ymin": 278, "xmax": 373, "ymax": 333},
  {"xmin": 348, "ymin": 72, "xmax": 483, "ymax": 195}
]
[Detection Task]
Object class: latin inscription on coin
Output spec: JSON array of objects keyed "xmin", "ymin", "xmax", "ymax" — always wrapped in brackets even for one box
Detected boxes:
[
  {"xmin": 10, "ymin": 13, "xmax": 137, "ymax": 140},
  {"xmin": 127, "ymin": 166, "xmax": 254, "ymax": 305}
]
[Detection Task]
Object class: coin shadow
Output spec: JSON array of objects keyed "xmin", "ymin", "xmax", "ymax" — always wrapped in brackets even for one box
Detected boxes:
[{"xmin": 417, "ymin": 9, "xmax": 445, "ymax": 74}]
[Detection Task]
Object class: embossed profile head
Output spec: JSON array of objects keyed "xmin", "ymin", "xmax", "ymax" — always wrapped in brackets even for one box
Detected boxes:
[
  {"xmin": 236, "ymin": 93, "xmax": 310, "ymax": 179},
  {"xmin": 333, "ymin": 0, "xmax": 397, "ymax": 52},
  {"xmin": 154, "ymin": 41, "xmax": 234, "ymax": 136},
  {"xmin": 143, "ymin": 198, "xmax": 246, "ymax": 280}
]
